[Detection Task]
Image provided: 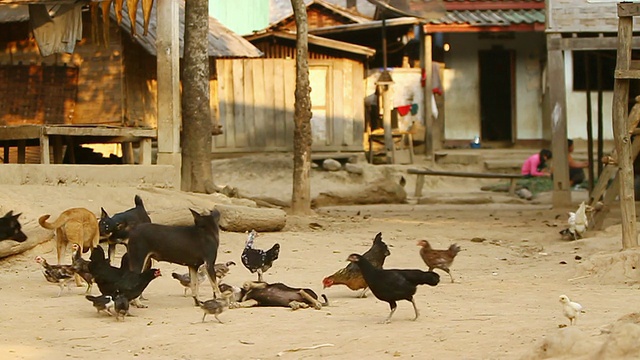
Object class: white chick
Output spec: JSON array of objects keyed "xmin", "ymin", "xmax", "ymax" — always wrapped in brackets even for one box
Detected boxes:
[{"xmin": 559, "ymin": 294, "xmax": 583, "ymax": 325}]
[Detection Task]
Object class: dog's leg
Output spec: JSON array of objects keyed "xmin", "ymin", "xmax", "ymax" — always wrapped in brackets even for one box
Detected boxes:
[
  {"xmin": 289, "ymin": 301, "xmax": 309, "ymax": 310},
  {"xmin": 107, "ymin": 242, "xmax": 116, "ymax": 264},
  {"xmin": 299, "ymin": 290, "xmax": 322, "ymax": 310},
  {"xmin": 56, "ymin": 228, "xmax": 66, "ymax": 265},
  {"xmin": 229, "ymin": 299, "xmax": 258, "ymax": 309},
  {"xmin": 204, "ymin": 262, "xmax": 222, "ymax": 299},
  {"xmin": 189, "ymin": 266, "xmax": 201, "ymax": 306},
  {"xmin": 257, "ymin": 269, "xmax": 263, "ymax": 282}
]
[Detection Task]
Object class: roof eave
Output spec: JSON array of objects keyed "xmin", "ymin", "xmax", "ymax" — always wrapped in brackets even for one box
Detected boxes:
[{"xmin": 309, "ymin": 17, "xmax": 420, "ymax": 36}]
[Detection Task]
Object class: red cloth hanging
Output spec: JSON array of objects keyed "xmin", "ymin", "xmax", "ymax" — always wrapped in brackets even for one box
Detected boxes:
[{"xmin": 396, "ymin": 105, "xmax": 412, "ymax": 116}]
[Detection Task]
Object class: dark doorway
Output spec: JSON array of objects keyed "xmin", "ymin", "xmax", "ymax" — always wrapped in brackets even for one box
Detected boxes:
[{"xmin": 479, "ymin": 48, "xmax": 514, "ymax": 143}]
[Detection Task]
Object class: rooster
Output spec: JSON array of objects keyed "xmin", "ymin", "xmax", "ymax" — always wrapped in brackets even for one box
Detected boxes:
[
  {"xmin": 347, "ymin": 254, "xmax": 440, "ymax": 323},
  {"xmin": 560, "ymin": 201, "xmax": 589, "ymax": 240},
  {"xmin": 417, "ymin": 240, "xmax": 461, "ymax": 283},
  {"xmin": 322, "ymin": 232, "xmax": 390, "ymax": 297},
  {"xmin": 35, "ymin": 256, "xmax": 76, "ymax": 297},
  {"xmin": 241, "ymin": 230, "xmax": 280, "ymax": 282}
]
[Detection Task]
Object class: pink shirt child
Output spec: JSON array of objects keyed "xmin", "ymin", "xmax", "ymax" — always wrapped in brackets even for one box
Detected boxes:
[{"xmin": 521, "ymin": 153, "xmax": 547, "ymax": 176}]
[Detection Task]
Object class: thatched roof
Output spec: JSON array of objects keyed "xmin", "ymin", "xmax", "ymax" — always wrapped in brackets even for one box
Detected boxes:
[{"xmin": 112, "ymin": 1, "xmax": 263, "ymax": 58}]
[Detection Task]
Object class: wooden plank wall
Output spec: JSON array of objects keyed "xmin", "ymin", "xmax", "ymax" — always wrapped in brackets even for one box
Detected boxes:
[
  {"xmin": 213, "ymin": 58, "xmax": 365, "ymax": 153},
  {"xmin": 547, "ymin": 0, "xmax": 640, "ymax": 32}
]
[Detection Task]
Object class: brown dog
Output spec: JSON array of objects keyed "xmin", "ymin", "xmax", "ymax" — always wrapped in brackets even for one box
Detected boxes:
[{"xmin": 39, "ymin": 207, "xmax": 100, "ymax": 265}]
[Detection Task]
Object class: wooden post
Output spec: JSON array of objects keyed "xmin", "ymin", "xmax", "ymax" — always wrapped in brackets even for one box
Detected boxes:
[
  {"xmin": 122, "ymin": 142, "xmax": 134, "ymax": 164},
  {"xmin": 17, "ymin": 141, "xmax": 25, "ymax": 164},
  {"xmin": 421, "ymin": 27, "xmax": 434, "ymax": 158},
  {"xmin": 546, "ymin": 33, "xmax": 571, "ymax": 207},
  {"xmin": 139, "ymin": 138, "xmax": 152, "ymax": 165},
  {"xmin": 585, "ymin": 54, "xmax": 595, "ymax": 191},
  {"xmin": 613, "ymin": 6, "xmax": 637, "ymax": 248},
  {"xmin": 381, "ymin": 83, "xmax": 394, "ymax": 164},
  {"xmin": 3, "ymin": 146, "xmax": 8, "ymax": 163},
  {"xmin": 52, "ymin": 136, "xmax": 63, "ymax": 164},
  {"xmin": 597, "ymin": 53, "xmax": 604, "ymax": 178},
  {"xmin": 39, "ymin": 129, "xmax": 50, "ymax": 164},
  {"xmin": 155, "ymin": 0, "xmax": 181, "ymax": 186}
]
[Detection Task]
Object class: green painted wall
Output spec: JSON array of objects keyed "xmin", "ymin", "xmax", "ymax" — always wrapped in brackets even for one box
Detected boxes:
[{"xmin": 209, "ymin": 0, "xmax": 270, "ymax": 36}]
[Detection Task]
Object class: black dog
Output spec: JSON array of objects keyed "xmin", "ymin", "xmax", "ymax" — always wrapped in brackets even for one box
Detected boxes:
[
  {"xmin": 127, "ymin": 208, "xmax": 221, "ymax": 306},
  {"xmin": 0, "ymin": 211, "xmax": 27, "ymax": 242},
  {"xmin": 99, "ymin": 195, "xmax": 151, "ymax": 262}
]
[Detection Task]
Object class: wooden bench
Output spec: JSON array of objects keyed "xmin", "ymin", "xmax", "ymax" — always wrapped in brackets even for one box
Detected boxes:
[{"xmin": 408, "ymin": 168, "xmax": 525, "ymax": 197}]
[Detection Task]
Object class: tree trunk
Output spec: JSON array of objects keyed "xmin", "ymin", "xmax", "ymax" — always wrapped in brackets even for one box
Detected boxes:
[
  {"xmin": 290, "ymin": 0, "xmax": 313, "ymax": 215},
  {"xmin": 181, "ymin": 0, "xmax": 212, "ymax": 193}
]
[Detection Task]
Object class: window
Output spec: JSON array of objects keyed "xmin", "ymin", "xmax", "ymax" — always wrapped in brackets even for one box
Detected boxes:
[{"xmin": 572, "ymin": 51, "xmax": 616, "ymax": 91}]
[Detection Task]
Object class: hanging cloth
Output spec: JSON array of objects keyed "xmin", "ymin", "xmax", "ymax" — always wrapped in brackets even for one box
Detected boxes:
[
  {"xmin": 396, "ymin": 104, "xmax": 412, "ymax": 117},
  {"xmin": 29, "ymin": 3, "xmax": 83, "ymax": 57}
]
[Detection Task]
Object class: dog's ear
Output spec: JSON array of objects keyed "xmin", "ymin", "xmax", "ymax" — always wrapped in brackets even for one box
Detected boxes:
[
  {"xmin": 189, "ymin": 208, "xmax": 202, "ymax": 224},
  {"xmin": 11, "ymin": 212, "xmax": 21, "ymax": 221},
  {"xmin": 3, "ymin": 210, "xmax": 13, "ymax": 218},
  {"xmin": 100, "ymin": 208, "xmax": 109, "ymax": 219},
  {"xmin": 210, "ymin": 209, "xmax": 221, "ymax": 222}
]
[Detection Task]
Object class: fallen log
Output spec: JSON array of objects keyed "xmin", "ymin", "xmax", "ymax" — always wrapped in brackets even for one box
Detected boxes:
[{"xmin": 215, "ymin": 204, "xmax": 286, "ymax": 233}]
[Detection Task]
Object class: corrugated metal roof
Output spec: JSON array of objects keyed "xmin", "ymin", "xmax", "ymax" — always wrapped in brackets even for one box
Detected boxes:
[
  {"xmin": 112, "ymin": 1, "xmax": 263, "ymax": 58},
  {"xmin": 246, "ymin": 30, "xmax": 376, "ymax": 57},
  {"xmin": 269, "ymin": 0, "xmax": 376, "ymax": 23},
  {"xmin": 0, "ymin": 5, "xmax": 30, "ymax": 22},
  {"xmin": 430, "ymin": 9, "xmax": 544, "ymax": 25},
  {"xmin": 443, "ymin": 0, "xmax": 543, "ymax": 4}
]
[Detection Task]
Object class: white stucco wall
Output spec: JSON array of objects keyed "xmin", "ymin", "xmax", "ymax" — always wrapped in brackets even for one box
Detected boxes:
[
  {"xmin": 563, "ymin": 51, "xmax": 614, "ymax": 141},
  {"xmin": 443, "ymin": 33, "xmax": 545, "ymax": 141}
]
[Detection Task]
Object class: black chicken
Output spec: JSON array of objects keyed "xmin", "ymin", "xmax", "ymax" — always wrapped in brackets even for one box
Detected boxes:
[
  {"xmin": 88, "ymin": 246, "xmax": 161, "ymax": 307},
  {"xmin": 347, "ymin": 253, "xmax": 440, "ymax": 323},
  {"xmin": 113, "ymin": 292, "xmax": 130, "ymax": 321},
  {"xmin": 71, "ymin": 243, "xmax": 94, "ymax": 293},
  {"xmin": 241, "ymin": 230, "xmax": 280, "ymax": 282}
]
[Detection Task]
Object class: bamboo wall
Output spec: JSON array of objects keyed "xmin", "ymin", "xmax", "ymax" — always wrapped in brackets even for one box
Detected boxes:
[
  {"xmin": 0, "ymin": 13, "xmax": 124, "ymax": 126},
  {"xmin": 214, "ymin": 58, "xmax": 365, "ymax": 153}
]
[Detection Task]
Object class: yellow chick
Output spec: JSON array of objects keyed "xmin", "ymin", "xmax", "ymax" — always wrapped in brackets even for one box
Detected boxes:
[{"xmin": 559, "ymin": 294, "xmax": 583, "ymax": 325}]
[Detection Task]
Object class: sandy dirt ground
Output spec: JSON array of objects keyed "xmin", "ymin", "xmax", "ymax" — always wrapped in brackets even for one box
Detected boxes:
[{"xmin": 1, "ymin": 154, "xmax": 640, "ymax": 360}]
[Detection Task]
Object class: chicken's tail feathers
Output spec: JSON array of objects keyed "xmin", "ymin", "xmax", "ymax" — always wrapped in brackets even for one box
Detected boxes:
[
  {"xmin": 85, "ymin": 295, "xmax": 100, "ymax": 302},
  {"xmin": 171, "ymin": 272, "xmax": 181, "ymax": 280},
  {"xmin": 448, "ymin": 243, "xmax": 462, "ymax": 255}
]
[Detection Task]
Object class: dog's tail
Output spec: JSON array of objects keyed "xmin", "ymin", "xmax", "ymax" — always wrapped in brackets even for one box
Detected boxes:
[
  {"xmin": 134, "ymin": 195, "xmax": 145, "ymax": 208},
  {"xmin": 320, "ymin": 294, "xmax": 329, "ymax": 307},
  {"xmin": 38, "ymin": 214, "xmax": 67, "ymax": 230}
]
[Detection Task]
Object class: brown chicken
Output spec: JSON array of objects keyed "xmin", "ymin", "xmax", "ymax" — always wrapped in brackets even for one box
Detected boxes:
[
  {"xmin": 322, "ymin": 232, "xmax": 390, "ymax": 297},
  {"xmin": 417, "ymin": 240, "xmax": 461, "ymax": 283}
]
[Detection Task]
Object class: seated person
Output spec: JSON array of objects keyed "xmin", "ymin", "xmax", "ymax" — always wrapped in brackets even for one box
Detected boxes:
[
  {"xmin": 521, "ymin": 149, "xmax": 552, "ymax": 177},
  {"xmin": 568, "ymin": 139, "xmax": 588, "ymax": 186}
]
